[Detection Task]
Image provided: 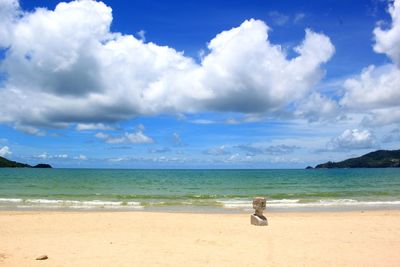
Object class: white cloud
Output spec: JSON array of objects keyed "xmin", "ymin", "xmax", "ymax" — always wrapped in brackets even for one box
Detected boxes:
[
  {"xmin": 0, "ymin": 146, "xmax": 12, "ymax": 157},
  {"xmin": 0, "ymin": 1, "xmax": 334, "ymax": 130},
  {"xmin": 0, "ymin": 0, "xmax": 19, "ymax": 47},
  {"xmin": 295, "ymin": 93, "xmax": 339, "ymax": 121},
  {"xmin": 148, "ymin": 147, "xmax": 171, "ymax": 153},
  {"xmin": 14, "ymin": 124, "xmax": 46, "ymax": 136},
  {"xmin": 373, "ymin": 0, "xmax": 400, "ymax": 65},
  {"xmin": 35, "ymin": 152, "xmax": 69, "ymax": 159},
  {"xmin": 136, "ymin": 29, "xmax": 145, "ymax": 41},
  {"xmin": 236, "ymin": 144, "xmax": 300, "ymax": 155},
  {"xmin": 203, "ymin": 145, "xmax": 230, "ymax": 156},
  {"xmin": 227, "ymin": 153, "xmax": 241, "ymax": 162},
  {"xmin": 341, "ymin": 64, "xmax": 400, "ymax": 110},
  {"xmin": 361, "ymin": 106, "xmax": 400, "ymax": 126},
  {"xmin": 37, "ymin": 152, "xmax": 48, "ymax": 159},
  {"xmin": 189, "ymin": 119, "xmax": 215, "ymax": 124},
  {"xmin": 340, "ymin": 0, "xmax": 400, "ymax": 126},
  {"xmin": 125, "ymin": 131, "xmax": 153, "ymax": 144},
  {"xmin": 294, "ymin": 12, "xmax": 306, "ymax": 23},
  {"xmin": 95, "ymin": 132, "xmax": 109, "ymax": 139},
  {"xmin": 268, "ymin": 11, "xmax": 289, "ymax": 26},
  {"xmin": 95, "ymin": 126, "xmax": 153, "ymax": 144},
  {"xmin": 74, "ymin": 154, "xmax": 87, "ymax": 161},
  {"xmin": 224, "ymin": 114, "xmax": 265, "ymax": 124},
  {"xmin": 76, "ymin": 123, "xmax": 115, "ymax": 131},
  {"xmin": 328, "ymin": 129, "xmax": 377, "ymax": 150},
  {"xmin": 225, "ymin": 118, "xmax": 240, "ymax": 125},
  {"xmin": 108, "ymin": 157, "xmax": 128, "ymax": 162}
]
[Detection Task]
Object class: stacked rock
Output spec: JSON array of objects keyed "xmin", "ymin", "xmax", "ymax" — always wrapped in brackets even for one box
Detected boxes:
[{"xmin": 250, "ymin": 197, "xmax": 268, "ymax": 226}]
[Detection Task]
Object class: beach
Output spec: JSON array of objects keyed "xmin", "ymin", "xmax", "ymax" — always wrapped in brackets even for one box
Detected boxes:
[{"xmin": 1, "ymin": 210, "xmax": 400, "ymax": 267}]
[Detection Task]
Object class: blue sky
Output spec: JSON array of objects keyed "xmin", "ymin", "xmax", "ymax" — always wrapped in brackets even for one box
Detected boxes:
[{"xmin": 0, "ymin": 0, "xmax": 399, "ymax": 168}]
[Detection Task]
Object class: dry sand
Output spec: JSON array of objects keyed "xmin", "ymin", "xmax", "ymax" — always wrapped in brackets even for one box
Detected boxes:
[{"xmin": 1, "ymin": 210, "xmax": 400, "ymax": 266}]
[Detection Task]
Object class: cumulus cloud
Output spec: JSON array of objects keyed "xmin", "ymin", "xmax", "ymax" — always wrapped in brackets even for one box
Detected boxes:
[
  {"xmin": 95, "ymin": 125, "xmax": 154, "ymax": 144},
  {"xmin": 295, "ymin": 92, "xmax": 339, "ymax": 121},
  {"xmin": 341, "ymin": 0, "xmax": 400, "ymax": 126},
  {"xmin": 373, "ymin": 0, "xmax": 400, "ymax": 65},
  {"xmin": 14, "ymin": 124, "xmax": 45, "ymax": 136},
  {"xmin": 203, "ymin": 145, "xmax": 230, "ymax": 156},
  {"xmin": 0, "ymin": 146, "xmax": 12, "ymax": 157},
  {"xmin": 123, "ymin": 131, "xmax": 153, "ymax": 144},
  {"xmin": 95, "ymin": 132, "xmax": 109, "ymax": 139},
  {"xmin": 328, "ymin": 129, "xmax": 377, "ymax": 150},
  {"xmin": 35, "ymin": 152, "xmax": 69, "ymax": 160},
  {"xmin": 76, "ymin": 123, "xmax": 115, "ymax": 131},
  {"xmin": 189, "ymin": 119, "xmax": 216, "ymax": 125},
  {"xmin": 73, "ymin": 154, "xmax": 87, "ymax": 161},
  {"xmin": 0, "ymin": 0, "xmax": 19, "ymax": 47},
  {"xmin": 236, "ymin": 144, "xmax": 300, "ymax": 155},
  {"xmin": 268, "ymin": 11, "xmax": 289, "ymax": 26},
  {"xmin": 0, "ymin": 0, "xmax": 334, "ymax": 130},
  {"xmin": 148, "ymin": 147, "xmax": 171, "ymax": 153},
  {"xmin": 341, "ymin": 64, "xmax": 400, "ymax": 110}
]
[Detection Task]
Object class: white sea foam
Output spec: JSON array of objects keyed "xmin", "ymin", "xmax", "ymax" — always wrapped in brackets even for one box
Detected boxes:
[
  {"xmin": 217, "ymin": 199, "xmax": 302, "ymax": 209},
  {"xmin": 268, "ymin": 199, "xmax": 400, "ymax": 208},
  {"xmin": 0, "ymin": 198, "xmax": 143, "ymax": 209},
  {"xmin": 217, "ymin": 198, "xmax": 400, "ymax": 210},
  {"xmin": 267, "ymin": 199, "xmax": 300, "ymax": 204},
  {"xmin": 2, "ymin": 197, "xmax": 400, "ymax": 211},
  {"xmin": 217, "ymin": 199, "xmax": 252, "ymax": 209},
  {"xmin": 0, "ymin": 198, "xmax": 23, "ymax": 203}
]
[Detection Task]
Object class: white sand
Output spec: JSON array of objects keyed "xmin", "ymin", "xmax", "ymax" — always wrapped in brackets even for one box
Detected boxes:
[{"xmin": 1, "ymin": 210, "xmax": 400, "ymax": 266}]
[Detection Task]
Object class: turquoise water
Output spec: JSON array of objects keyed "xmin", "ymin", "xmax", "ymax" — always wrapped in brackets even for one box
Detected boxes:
[{"xmin": 0, "ymin": 168, "xmax": 400, "ymax": 212}]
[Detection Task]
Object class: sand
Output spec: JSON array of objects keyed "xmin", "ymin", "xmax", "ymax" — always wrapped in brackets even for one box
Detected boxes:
[{"xmin": 0, "ymin": 210, "xmax": 400, "ymax": 267}]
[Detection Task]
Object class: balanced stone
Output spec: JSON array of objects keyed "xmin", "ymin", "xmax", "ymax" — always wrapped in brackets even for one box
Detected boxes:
[{"xmin": 251, "ymin": 197, "xmax": 268, "ymax": 226}]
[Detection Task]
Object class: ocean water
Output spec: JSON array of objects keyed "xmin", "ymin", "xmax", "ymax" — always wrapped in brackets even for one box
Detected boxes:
[{"xmin": 0, "ymin": 168, "xmax": 400, "ymax": 212}]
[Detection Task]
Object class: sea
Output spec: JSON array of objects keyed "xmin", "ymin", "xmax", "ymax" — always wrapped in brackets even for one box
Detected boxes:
[{"xmin": 0, "ymin": 168, "xmax": 400, "ymax": 212}]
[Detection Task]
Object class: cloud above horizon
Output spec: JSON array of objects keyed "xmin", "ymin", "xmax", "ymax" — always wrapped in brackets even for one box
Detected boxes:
[
  {"xmin": 0, "ymin": 146, "xmax": 12, "ymax": 157},
  {"xmin": 95, "ymin": 125, "xmax": 154, "ymax": 144},
  {"xmin": 0, "ymin": 0, "xmax": 334, "ymax": 132},
  {"xmin": 328, "ymin": 129, "xmax": 377, "ymax": 151},
  {"xmin": 341, "ymin": 0, "xmax": 400, "ymax": 126}
]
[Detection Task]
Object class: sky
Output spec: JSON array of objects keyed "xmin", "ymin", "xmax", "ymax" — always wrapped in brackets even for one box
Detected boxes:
[{"xmin": 0, "ymin": 0, "xmax": 399, "ymax": 168}]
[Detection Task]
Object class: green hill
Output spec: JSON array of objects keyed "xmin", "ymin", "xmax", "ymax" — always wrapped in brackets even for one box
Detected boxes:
[
  {"xmin": 314, "ymin": 149, "xmax": 400, "ymax": 168},
  {"xmin": 0, "ymin": 156, "xmax": 52, "ymax": 168}
]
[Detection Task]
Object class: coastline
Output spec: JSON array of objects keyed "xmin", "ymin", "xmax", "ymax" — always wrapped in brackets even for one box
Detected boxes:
[{"xmin": 1, "ymin": 210, "xmax": 400, "ymax": 266}]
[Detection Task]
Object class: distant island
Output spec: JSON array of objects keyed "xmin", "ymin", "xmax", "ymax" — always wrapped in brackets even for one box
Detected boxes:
[
  {"xmin": 0, "ymin": 156, "xmax": 52, "ymax": 168},
  {"xmin": 309, "ymin": 149, "xmax": 400, "ymax": 169}
]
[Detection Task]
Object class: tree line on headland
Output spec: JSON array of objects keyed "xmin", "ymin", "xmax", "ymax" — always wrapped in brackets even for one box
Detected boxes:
[
  {"xmin": 0, "ymin": 156, "xmax": 52, "ymax": 168},
  {"xmin": 307, "ymin": 149, "xmax": 400, "ymax": 169}
]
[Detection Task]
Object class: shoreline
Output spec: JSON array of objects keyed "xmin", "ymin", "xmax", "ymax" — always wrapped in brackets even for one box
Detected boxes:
[
  {"xmin": 2, "ymin": 197, "xmax": 400, "ymax": 213},
  {"xmin": 1, "ymin": 210, "xmax": 400, "ymax": 266},
  {"xmin": 2, "ymin": 206, "xmax": 400, "ymax": 214},
  {"xmin": 1, "ymin": 207, "xmax": 400, "ymax": 216}
]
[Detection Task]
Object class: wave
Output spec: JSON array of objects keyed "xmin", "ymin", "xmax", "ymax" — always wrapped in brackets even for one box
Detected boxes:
[
  {"xmin": 217, "ymin": 198, "xmax": 400, "ymax": 210},
  {"xmin": 0, "ymin": 198, "xmax": 143, "ymax": 209},
  {"xmin": 1, "ymin": 197, "xmax": 400, "ymax": 211}
]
